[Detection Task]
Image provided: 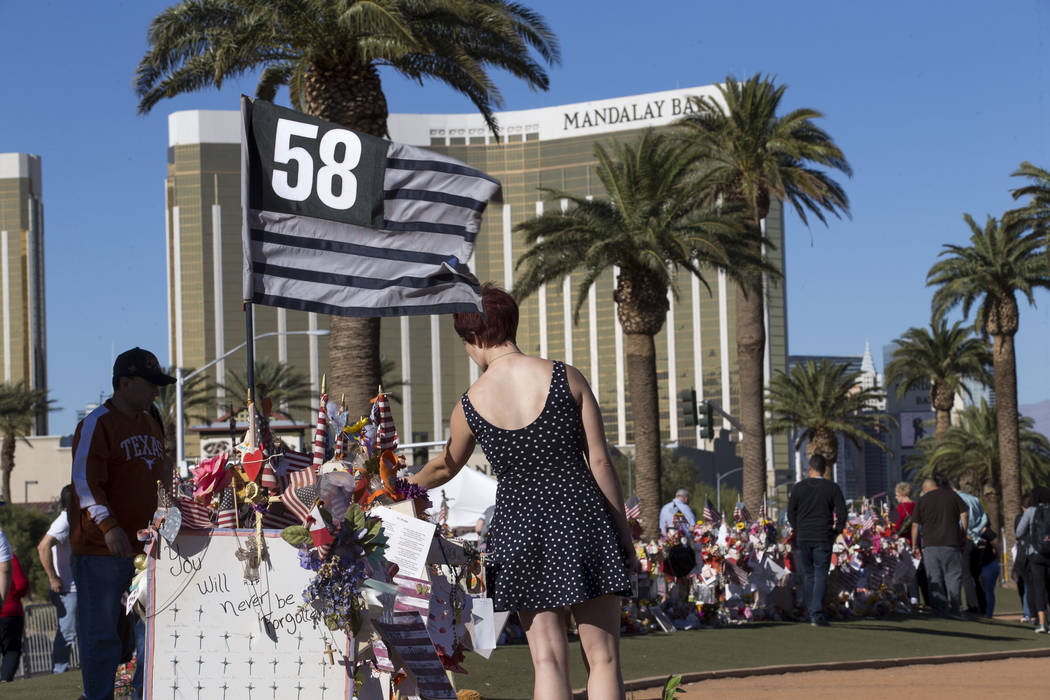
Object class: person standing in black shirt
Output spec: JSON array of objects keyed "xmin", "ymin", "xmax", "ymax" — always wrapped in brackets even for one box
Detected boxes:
[
  {"xmin": 788, "ymin": 454, "xmax": 848, "ymax": 626},
  {"xmin": 911, "ymin": 475, "xmax": 969, "ymax": 618}
]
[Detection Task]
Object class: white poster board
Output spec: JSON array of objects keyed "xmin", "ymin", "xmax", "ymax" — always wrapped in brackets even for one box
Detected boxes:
[{"xmin": 146, "ymin": 530, "xmax": 353, "ymax": 699}]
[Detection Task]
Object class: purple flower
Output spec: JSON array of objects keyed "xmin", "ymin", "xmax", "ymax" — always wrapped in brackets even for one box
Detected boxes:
[{"xmin": 395, "ymin": 478, "xmax": 429, "ymax": 503}]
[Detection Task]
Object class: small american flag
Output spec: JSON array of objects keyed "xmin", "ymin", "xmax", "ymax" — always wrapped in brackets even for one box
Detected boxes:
[
  {"xmin": 216, "ymin": 486, "xmax": 238, "ymax": 529},
  {"xmin": 836, "ymin": 565, "xmax": 861, "ymax": 593},
  {"xmin": 624, "ymin": 495, "xmax": 641, "ymax": 520},
  {"xmin": 372, "ymin": 392, "xmax": 398, "ymax": 452},
  {"xmin": 703, "ymin": 498, "xmax": 721, "ymax": 526},
  {"xmin": 276, "ymin": 449, "xmax": 313, "ymax": 478},
  {"xmin": 260, "ymin": 456, "xmax": 280, "ymax": 491},
  {"xmin": 260, "ymin": 503, "xmax": 301, "ymax": 529},
  {"xmin": 311, "ymin": 392, "xmax": 329, "ymax": 471},
  {"xmin": 280, "ymin": 451, "xmax": 318, "ymax": 524},
  {"xmin": 178, "ymin": 497, "xmax": 214, "ymax": 530},
  {"xmin": 758, "ymin": 500, "xmax": 767, "ymax": 521},
  {"xmin": 724, "ymin": 560, "xmax": 748, "ymax": 586},
  {"xmin": 733, "ymin": 502, "xmax": 751, "ymax": 523}
]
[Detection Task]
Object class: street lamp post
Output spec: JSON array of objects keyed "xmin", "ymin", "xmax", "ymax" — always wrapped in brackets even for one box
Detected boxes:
[
  {"xmin": 716, "ymin": 466, "xmax": 743, "ymax": 513},
  {"xmin": 174, "ymin": 329, "xmax": 329, "ymax": 471}
]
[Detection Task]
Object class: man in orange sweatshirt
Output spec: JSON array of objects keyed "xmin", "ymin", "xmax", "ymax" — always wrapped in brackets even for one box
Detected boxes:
[{"xmin": 71, "ymin": 347, "xmax": 174, "ymax": 700}]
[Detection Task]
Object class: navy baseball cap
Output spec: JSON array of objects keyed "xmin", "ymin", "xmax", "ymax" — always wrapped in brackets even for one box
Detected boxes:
[{"xmin": 113, "ymin": 347, "xmax": 176, "ymax": 386}]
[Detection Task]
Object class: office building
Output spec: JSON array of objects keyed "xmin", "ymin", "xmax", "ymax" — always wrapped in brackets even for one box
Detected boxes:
[
  {"xmin": 166, "ymin": 85, "xmax": 790, "ymax": 492},
  {"xmin": 0, "ymin": 153, "xmax": 47, "ymax": 434}
]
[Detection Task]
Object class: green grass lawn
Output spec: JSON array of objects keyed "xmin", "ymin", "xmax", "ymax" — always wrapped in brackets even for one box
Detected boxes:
[{"xmin": 4, "ymin": 589, "xmax": 1038, "ymax": 700}]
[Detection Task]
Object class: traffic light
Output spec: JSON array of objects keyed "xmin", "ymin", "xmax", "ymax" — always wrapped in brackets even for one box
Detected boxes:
[
  {"xmin": 698, "ymin": 401, "xmax": 715, "ymax": 439},
  {"xmin": 679, "ymin": 389, "xmax": 697, "ymax": 426}
]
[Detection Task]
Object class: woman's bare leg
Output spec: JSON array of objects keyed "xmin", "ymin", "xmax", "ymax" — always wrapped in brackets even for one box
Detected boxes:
[
  {"xmin": 518, "ymin": 608, "xmax": 572, "ymax": 699},
  {"xmin": 571, "ymin": 595, "xmax": 624, "ymax": 699}
]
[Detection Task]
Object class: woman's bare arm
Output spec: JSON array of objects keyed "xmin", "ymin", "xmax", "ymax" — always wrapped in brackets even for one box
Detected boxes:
[
  {"xmin": 407, "ymin": 402, "xmax": 476, "ymax": 489},
  {"xmin": 568, "ymin": 364, "xmax": 636, "ymax": 563}
]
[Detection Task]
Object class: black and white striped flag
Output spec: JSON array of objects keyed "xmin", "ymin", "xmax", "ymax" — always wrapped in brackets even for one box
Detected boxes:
[{"xmin": 241, "ymin": 97, "xmax": 499, "ymax": 316}]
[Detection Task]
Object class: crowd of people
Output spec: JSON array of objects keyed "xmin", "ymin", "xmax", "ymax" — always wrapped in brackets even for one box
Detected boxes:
[{"xmin": 653, "ymin": 468, "xmax": 1048, "ymax": 632}]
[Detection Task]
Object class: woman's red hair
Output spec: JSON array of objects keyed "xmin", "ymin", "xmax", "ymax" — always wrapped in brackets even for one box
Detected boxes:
[{"xmin": 453, "ymin": 283, "xmax": 519, "ymax": 347}]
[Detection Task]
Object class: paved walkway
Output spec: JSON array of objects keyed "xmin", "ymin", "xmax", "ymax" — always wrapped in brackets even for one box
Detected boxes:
[{"xmin": 629, "ymin": 656, "xmax": 1049, "ymax": 699}]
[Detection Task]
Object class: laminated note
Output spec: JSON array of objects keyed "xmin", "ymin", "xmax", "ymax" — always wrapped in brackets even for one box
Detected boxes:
[{"xmin": 373, "ymin": 506, "xmax": 436, "ymax": 580}]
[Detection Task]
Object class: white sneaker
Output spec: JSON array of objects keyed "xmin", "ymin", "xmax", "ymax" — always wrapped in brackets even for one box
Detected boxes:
[{"xmin": 1034, "ymin": 625, "xmax": 1047, "ymax": 633}]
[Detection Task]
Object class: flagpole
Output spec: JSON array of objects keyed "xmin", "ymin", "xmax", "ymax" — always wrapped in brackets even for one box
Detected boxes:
[{"xmin": 245, "ymin": 302, "xmax": 256, "ymax": 409}]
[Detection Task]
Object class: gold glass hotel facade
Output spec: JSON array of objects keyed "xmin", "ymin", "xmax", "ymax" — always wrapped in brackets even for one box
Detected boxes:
[
  {"xmin": 0, "ymin": 153, "xmax": 47, "ymax": 435},
  {"xmin": 166, "ymin": 85, "xmax": 790, "ymax": 491}
]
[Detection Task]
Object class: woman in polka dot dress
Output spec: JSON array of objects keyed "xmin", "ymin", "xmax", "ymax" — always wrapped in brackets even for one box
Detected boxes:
[{"xmin": 410, "ymin": 284, "xmax": 636, "ymax": 700}]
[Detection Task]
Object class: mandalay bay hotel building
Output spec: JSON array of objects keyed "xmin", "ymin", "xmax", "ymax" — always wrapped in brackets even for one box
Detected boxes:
[{"xmin": 165, "ymin": 84, "xmax": 791, "ymax": 498}]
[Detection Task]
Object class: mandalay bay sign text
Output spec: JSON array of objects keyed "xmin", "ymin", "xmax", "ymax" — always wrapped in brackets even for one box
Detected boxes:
[
  {"xmin": 384, "ymin": 85, "xmax": 723, "ymax": 144},
  {"xmin": 562, "ymin": 95, "xmax": 703, "ymax": 132}
]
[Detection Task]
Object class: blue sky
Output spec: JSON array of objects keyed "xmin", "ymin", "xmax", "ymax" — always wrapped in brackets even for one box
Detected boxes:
[{"xmin": 1, "ymin": 1, "xmax": 1048, "ymax": 435}]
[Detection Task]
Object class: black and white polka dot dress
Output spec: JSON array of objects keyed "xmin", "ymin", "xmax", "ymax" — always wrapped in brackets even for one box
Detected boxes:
[{"xmin": 462, "ymin": 361, "xmax": 632, "ymax": 612}]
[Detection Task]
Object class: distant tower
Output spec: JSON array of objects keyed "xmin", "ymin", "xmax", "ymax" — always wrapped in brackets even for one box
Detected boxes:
[{"xmin": 0, "ymin": 153, "xmax": 47, "ymax": 434}]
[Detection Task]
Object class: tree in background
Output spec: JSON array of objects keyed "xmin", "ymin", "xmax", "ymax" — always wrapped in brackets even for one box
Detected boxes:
[
  {"xmin": 0, "ymin": 381, "xmax": 53, "ymax": 504},
  {"xmin": 0, "ymin": 503, "xmax": 54, "ymax": 599},
  {"xmin": 135, "ymin": 0, "xmax": 559, "ymax": 420},
  {"xmin": 675, "ymin": 74, "xmax": 852, "ymax": 514},
  {"xmin": 513, "ymin": 130, "xmax": 750, "ymax": 536},
  {"xmin": 914, "ymin": 399, "xmax": 1050, "ymax": 534},
  {"xmin": 155, "ymin": 366, "xmax": 215, "ymax": 456},
  {"xmin": 1008, "ymin": 161, "xmax": 1050, "ymax": 247},
  {"xmin": 928, "ymin": 213, "xmax": 1050, "ymax": 552},
  {"xmin": 608, "ymin": 447, "xmax": 740, "ymax": 526},
  {"xmin": 885, "ymin": 319, "xmax": 992, "ymax": 439},
  {"xmin": 221, "ymin": 359, "xmax": 315, "ymax": 419},
  {"xmin": 378, "ymin": 356, "xmax": 407, "ymax": 406},
  {"xmin": 766, "ymin": 359, "xmax": 892, "ymax": 468}
]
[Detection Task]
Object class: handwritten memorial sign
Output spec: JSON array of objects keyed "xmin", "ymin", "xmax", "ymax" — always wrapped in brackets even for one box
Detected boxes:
[{"xmin": 146, "ymin": 530, "xmax": 353, "ymax": 699}]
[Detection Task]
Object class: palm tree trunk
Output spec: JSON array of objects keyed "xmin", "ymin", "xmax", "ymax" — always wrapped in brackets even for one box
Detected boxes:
[
  {"xmin": 329, "ymin": 316, "xmax": 382, "ymax": 421},
  {"xmin": 1, "ymin": 433, "xmax": 14, "ymax": 504},
  {"xmin": 980, "ymin": 477, "xmax": 1002, "ymax": 538},
  {"xmin": 993, "ymin": 331, "xmax": 1022, "ymax": 555},
  {"xmin": 931, "ymin": 380, "xmax": 955, "ymax": 440},
  {"xmin": 625, "ymin": 332, "xmax": 662, "ymax": 538},
  {"xmin": 736, "ymin": 272, "xmax": 767, "ymax": 516},
  {"xmin": 303, "ymin": 63, "xmax": 389, "ymax": 422},
  {"xmin": 934, "ymin": 409, "xmax": 951, "ymax": 440}
]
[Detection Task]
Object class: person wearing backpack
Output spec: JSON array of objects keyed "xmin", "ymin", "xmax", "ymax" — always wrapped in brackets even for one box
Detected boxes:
[{"xmin": 1014, "ymin": 486, "xmax": 1050, "ymax": 632}]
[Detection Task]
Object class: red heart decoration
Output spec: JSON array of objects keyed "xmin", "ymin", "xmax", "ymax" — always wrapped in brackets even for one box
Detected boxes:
[{"xmin": 243, "ymin": 447, "xmax": 265, "ymax": 482}]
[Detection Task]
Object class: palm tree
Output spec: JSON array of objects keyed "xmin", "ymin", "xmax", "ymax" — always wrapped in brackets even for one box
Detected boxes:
[
  {"xmin": 884, "ymin": 319, "xmax": 992, "ymax": 439},
  {"xmin": 1008, "ymin": 161, "xmax": 1050, "ymax": 237},
  {"xmin": 766, "ymin": 359, "xmax": 892, "ymax": 468},
  {"xmin": 675, "ymin": 74, "xmax": 852, "ymax": 514},
  {"xmin": 221, "ymin": 359, "xmax": 315, "ymax": 419},
  {"xmin": 0, "ymin": 382, "xmax": 53, "ymax": 503},
  {"xmin": 135, "ymin": 0, "xmax": 560, "ymax": 419},
  {"xmin": 379, "ymin": 356, "xmax": 406, "ymax": 405},
  {"xmin": 928, "ymin": 212, "xmax": 1050, "ymax": 552},
  {"xmin": 154, "ymin": 366, "xmax": 216, "ymax": 457},
  {"xmin": 914, "ymin": 400, "xmax": 1050, "ymax": 535},
  {"xmin": 513, "ymin": 130, "xmax": 752, "ymax": 536}
]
